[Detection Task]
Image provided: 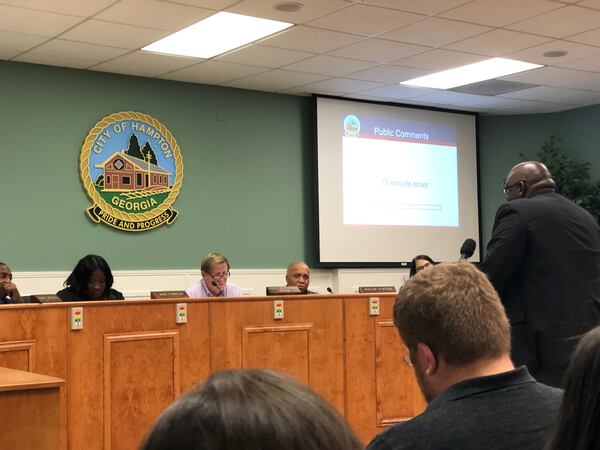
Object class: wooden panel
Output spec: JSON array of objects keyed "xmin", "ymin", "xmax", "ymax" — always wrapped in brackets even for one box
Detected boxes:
[
  {"xmin": 0, "ymin": 340, "xmax": 36, "ymax": 372},
  {"xmin": 344, "ymin": 295, "xmax": 426, "ymax": 445},
  {"xmin": 243, "ymin": 324, "xmax": 312, "ymax": 384},
  {"xmin": 0, "ymin": 306, "xmax": 68, "ymax": 449},
  {"xmin": 375, "ymin": 321, "xmax": 424, "ymax": 425},
  {"xmin": 68, "ymin": 301, "xmax": 210, "ymax": 450},
  {"xmin": 210, "ymin": 297, "xmax": 345, "ymax": 413},
  {"xmin": 0, "ymin": 366, "xmax": 64, "ymax": 450},
  {"xmin": 104, "ymin": 331, "xmax": 180, "ymax": 450}
]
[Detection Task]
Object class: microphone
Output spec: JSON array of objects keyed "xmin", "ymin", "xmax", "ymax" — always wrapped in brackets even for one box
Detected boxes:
[
  {"xmin": 326, "ymin": 287, "xmax": 333, "ymax": 294},
  {"xmin": 210, "ymin": 278, "xmax": 223, "ymax": 297},
  {"xmin": 459, "ymin": 238, "xmax": 476, "ymax": 260}
]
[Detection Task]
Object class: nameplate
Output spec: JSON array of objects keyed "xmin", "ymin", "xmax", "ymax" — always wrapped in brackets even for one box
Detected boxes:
[
  {"xmin": 266, "ymin": 286, "xmax": 303, "ymax": 296},
  {"xmin": 150, "ymin": 290, "xmax": 189, "ymax": 299},
  {"xmin": 358, "ymin": 286, "xmax": 397, "ymax": 293},
  {"xmin": 30, "ymin": 294, "xmax": 62, "ymax": 303}
]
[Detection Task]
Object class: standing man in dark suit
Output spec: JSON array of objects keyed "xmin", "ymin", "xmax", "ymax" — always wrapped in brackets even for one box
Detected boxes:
[{"xmin": 481, "ymin": 161, "xmax": 600, "ymax": 387}]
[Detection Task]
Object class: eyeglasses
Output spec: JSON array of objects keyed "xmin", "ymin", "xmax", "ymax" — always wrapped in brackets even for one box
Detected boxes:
[
  {"xmin": 502, "ymin": 180, "xmax": 525, "ymax": 195},
  {"xmin": 415, "ymin": 262, "xmax": 432, "ymax": 272},
  {"xmin": 210, "ymin": 271, "xmax": 230, "ymax": 279}
]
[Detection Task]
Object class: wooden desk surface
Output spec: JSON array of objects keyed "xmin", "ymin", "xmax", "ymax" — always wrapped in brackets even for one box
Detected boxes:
[{"xmin": 0, "ymin": 366, "xmax": 64, "ymax": 392}]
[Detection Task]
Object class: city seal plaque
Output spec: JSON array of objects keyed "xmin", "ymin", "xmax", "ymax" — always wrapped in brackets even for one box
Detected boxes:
[{"xmin": 80, "ymin": 111, "xmax": 183, "ymax": 232}]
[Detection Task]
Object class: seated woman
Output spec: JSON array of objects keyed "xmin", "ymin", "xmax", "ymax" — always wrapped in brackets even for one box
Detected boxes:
[
  {"xmin": 409, "ymin": 254, "xmax": 434, "ymax": 278},
  {"xmin": 140, "ymin": 369, "xmax": 363, "ymax": 450},
  {"xmin": 56, "ymin": 254, "xmax": 124, "ymax": 301},
  {"xmin": 546, "ymin": 326, "xmax": 600, "ymax": 450}
]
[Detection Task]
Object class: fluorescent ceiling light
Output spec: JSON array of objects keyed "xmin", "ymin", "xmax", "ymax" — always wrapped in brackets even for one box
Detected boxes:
[
  {"xmin": 400, "ymin": 58, "xmax": 543, "ymax": 89},
  {"xmin": 142, "ymin": 12, "xmax": 293, "ymax": 59}
]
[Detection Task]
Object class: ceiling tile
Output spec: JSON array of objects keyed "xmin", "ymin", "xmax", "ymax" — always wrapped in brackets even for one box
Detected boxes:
[
  {"xmin": 507, "ymin": 5, "xmax": 600, "ymax": 38},
  {"xmin": 551, "ymin": 89, "xmax": 600, "ymax": 105},
  {"xmin": 217, "ymin": 45, "xmax": 314, "ymax": 68},
  {"xmin": 60, "ymin": 19, "xmax": 170, "ymax": 49},
  {"xmin": 392, "ymin": 49, "xmax": 486, "ymax": 71},
  {"xmin": 501, "ymin": 66, "xmax": 600, "ymax": 90},
  {"xmin": 258, "ymin": 26, "xmax": 364, "ymax": 53},
  {"xmin": 576, "ymin": 0, "xmax": 600, "ymax": 9},
  {"xmin": 95, "ymin": 0, "xmax": 214, "ymax": 32},
  {"xmin": 568, "ymin": 27, "xmax": 600, "ymax": 46},
  {"xmin": 0, "ymin": 30, "xmax": 47, "ymax": 59},
  {"xmin": 161, "ymin": 60, "xmax": 269, "ymax": 84},
  {"xmin": 555, "ymin": 55, "xmax": 600, "ymax": 71},
  {"xmin": 498, "ymin": 85, "xmax": 580, "ymax": 100},
  {"xmin": 358, "ymin": 84, "xmax": 438, "ymax": 100},
  {"xmin": 283, "ymin": 55, "xmax": 377, "ymax": 76},
  {"xmin": 227, "ymin": 0, "xmax": 350, "ymax": 24},
  {"xmin": 493, "ymin": 100, "xmax": 576, "ymax": 114},
  {"xmin": 412, "ymin": 91, "xmax": 519, "ymax": 109},
  {"xmin": 328, "ymin": 39, "xmax": 429, "ymax": 63},
  {"xmin": 292, "ymin": 77, "xmax": 386, "ymax": 94},
  {"xmin": 306, "ymin": 4, "xmax": 425, "ymax": 37},
  {"xmin": 162, "ymin": 0, "xmax": 238, "ymax": 9},
  {"xmin": 224, "ymin": 70, "xmax": 329, "ymax": 91},
  {"xmin": 90, "ymin": 51, "xmax": 198, "ymax": 77},
  {"xmin": 445, "ymin": 29, "xmax": 551, "ymax": 56},
  {"xmin": 440, "ymin": 0, "xmax": 562, "ymax": 27},
  {"xmin": 506, "ymin": 40, "xmax": 600, "ymax": 65},
  {"xmin": 380, "ymin": 18, "xmax": 491, "ymax": 48},
  {"xmin": 353, "ymin": 0, "xmax": 472, "ymax": 16},
  {"xmin": 0, "ymin": 0, "xmax": 116, "ymax": 17},
  {"xmin": 0, "ymin": 4, "xmax": 84, "ymax": 36},
  {"xmin": 14, "ymin": 39, "xmax": 130, "ymax": 68},
  {"xmin": 349, "ymin": 64, "xmax": 428, "ymax": 83}
]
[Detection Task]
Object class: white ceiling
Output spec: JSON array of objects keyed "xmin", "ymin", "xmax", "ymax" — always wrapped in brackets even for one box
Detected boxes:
[{"xmin": 4, "ymin": 0, "xmax": 600, "ymax": 114}]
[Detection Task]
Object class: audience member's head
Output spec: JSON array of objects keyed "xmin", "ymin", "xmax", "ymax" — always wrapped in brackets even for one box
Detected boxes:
[
  {"xmin": 200, "ymin": 252, "xmax": 231, "ymax": 296},
  {"xmin": 408, "ymin": 255, "xmax": 434, "ymax": 278},
  {"xmin": 394, "ymin": 262, "xmax": 512, "ymax": 402},
  {"xmin": 64, "ymin": 254, "xmax": 115, "ymax": 300},
  {"xmin": 0, "ymin": 262, "xmax": 22, "ymax": 303},
  {"xmin": 546, "ymin": 326, "xmax": 600, "ymax": 450},
  {"xmin": 503, "ymin": 160, "xmax": 556, "ymax": 201},
  {"xmin": 285, "ymin": 261, "xmax": 311, "ymax": 293},
  {"xmin": 140, "ymin": 369, "xmax": 363, "ymax": 450}
]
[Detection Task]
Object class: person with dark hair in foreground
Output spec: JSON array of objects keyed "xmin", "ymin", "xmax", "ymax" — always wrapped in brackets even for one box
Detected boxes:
[
  {"xmin": 546, "ymin": 326, "xmax": 600, "ymax": 450},
  {"xmin": 140, "ymin": 369, "xmax": 363, "ymax": 450},
  {"xmin": 0, "ymin": 262, "xmax": 22, "ymax": 304},
  {"xmin": 481, "ymin": 161, "xmax": 600, "ymax": 387},
  {"xmin": 56, "ymin": 254, "xmax": 124, "ymax": 301},
  {"xmin": 408, "ymin": 255, "xmax": 434, "ymax": 278},
  {"xmin": 368, "ymin": 262, "xmax": 562, "ymax": 450}
]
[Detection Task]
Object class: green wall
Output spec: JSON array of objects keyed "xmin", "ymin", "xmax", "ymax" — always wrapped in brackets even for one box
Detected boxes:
[
  {"xmin": 3, "ymin": 60, "xmax": 600, "ymax": 270},
  {"xmin": 1, "ymin": 61, "xmax": 315, "ymax": 270}
]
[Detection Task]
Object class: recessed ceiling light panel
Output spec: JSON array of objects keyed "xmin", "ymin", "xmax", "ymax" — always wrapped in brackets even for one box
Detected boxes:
[
  {"xmin": 142, "ymin": 12, "xmax": 293, "ymax": 59},
  {"xmin": 400, "ymin": 58, "xmax": 543, "ymax": 90}
]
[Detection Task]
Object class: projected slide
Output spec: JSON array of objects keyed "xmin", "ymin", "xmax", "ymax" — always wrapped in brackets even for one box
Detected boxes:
[{"xmin": 342, "ymin": 115, "xmax": 458, "ymax": 227}]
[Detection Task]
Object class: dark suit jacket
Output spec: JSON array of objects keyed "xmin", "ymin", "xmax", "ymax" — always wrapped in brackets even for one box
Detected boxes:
[{"xmin": 481, "ymin": 192, "xmax": 600, "ymax": 376}]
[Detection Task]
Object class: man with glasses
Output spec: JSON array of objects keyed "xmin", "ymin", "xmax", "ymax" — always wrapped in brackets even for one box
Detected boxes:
[
  {"xmin": 186, "ymin": 252, "xmax": 242, "ymax": 297},
  {"xmin": 480, "ymin": 161, "xmax": 600, "ymax": 388},
  {"xmin": 0, "ymin": 262, "xmax": 23, "ymax": 304},
  {"xmin": 285, "ymin": 261, "xmax": 317, "ymax": 294}
]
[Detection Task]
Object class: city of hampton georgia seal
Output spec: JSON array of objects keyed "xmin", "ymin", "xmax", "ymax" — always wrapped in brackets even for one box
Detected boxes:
[{"xmin": 80, "ymin": 112, "xmax": 183, "ymax": 232}]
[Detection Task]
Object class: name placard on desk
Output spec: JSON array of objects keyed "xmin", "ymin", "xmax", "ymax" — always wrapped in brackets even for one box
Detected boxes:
[
  {"xmin": 150, "ymin": 290, "xmax": 189, "ymax": 299},
  {"xmin": 358, "ymin": 286, "xmax": 397, "ymax": 294},
  {"xmin": 266, "ymin": 286, "xmax": 302, "ymax": 296}
]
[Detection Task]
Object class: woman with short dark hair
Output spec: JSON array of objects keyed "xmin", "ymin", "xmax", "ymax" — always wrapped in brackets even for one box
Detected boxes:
[
  {"xmin": 546, "ymin": 326, "xmax": 600, "ymax": 450},
  {"xmin": 56, "ymin": 254, "xmax": 124, "ymax": 301},
  {"xmin": 140, "ymin": 369, "xmax": 363, "ymax": 450},
  {"xmin": 408, "ymin": 254, "xmax": 434, "ymax": 278}
]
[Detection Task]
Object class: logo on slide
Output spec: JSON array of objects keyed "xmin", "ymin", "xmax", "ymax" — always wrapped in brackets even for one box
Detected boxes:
[
  {"xmin": 79, "ymin": 111, "xmax": 184, "ymax": 232},
  {"xmin": 344, "ymin": 115, "xmax": 361, "ymax": 137}
]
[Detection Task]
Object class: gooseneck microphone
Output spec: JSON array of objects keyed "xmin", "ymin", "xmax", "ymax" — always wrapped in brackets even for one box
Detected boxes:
[
  {"xmin": 210, "ymin": 278, "xmax": 224, "ymax": 297},
  {"xmin": 459, "ymin": 238, "xmax": 477, "ymax": 260},
  {"xmin": 326, "ymin": 287, "xmax": 333, "ymax": 294}
]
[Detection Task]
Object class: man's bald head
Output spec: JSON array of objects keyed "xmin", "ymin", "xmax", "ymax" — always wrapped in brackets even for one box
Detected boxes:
[
  {"xmin": 504, "ymin": 161, "xmax": 556, "ymax": 201},
  {"xmin": 286, "ymin": 261, "xmax": 310, "ymax": 292}
]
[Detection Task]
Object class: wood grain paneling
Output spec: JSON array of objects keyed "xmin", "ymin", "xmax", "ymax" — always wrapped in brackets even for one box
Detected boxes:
[
  {"xmin": 210, "ymin": 297, "xmax": 345, "ymax": 413},
  {"xmin": 344, "ymin": 295, "xmax": 426, "ymax": 443},
  {"xmin": 0, "ymin": 340, "xmax": 35, "ymax": 372},
  {"xmin": 104, "ymin": 331, "xmax": 180, "ymax": 450}
]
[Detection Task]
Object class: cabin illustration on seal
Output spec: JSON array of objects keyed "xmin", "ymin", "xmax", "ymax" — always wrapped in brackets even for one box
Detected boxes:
[{"xmin": 94, "ymin": 134, "xmax": 171, "ymax": 193}]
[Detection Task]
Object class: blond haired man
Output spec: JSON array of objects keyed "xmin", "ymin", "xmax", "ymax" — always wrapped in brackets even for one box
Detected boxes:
[
  {"xmin": 186, "ymin": 252, "xmax": 241, "ymax": 298},
  {"xmin": 367, "ymin": 262, "xmax": 561, "ymax": 450}
]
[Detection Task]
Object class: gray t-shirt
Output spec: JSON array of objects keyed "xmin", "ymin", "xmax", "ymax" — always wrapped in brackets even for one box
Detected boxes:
[{"xmin": 367, "ymin": 366, "xmax": 562, "ymax": 450}]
